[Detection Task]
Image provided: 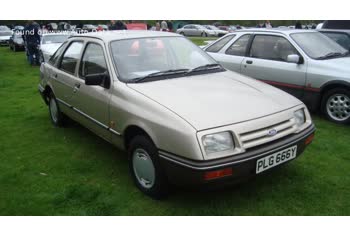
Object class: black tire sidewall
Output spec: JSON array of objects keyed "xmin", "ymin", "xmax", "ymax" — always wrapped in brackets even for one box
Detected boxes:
[
  {"xmin": 128, "ymin": 135, "xmax": 168, "ymax": 199},
  {"xmin": 321, "ymin": 88, "xmax": 350, "ymax": 124}
]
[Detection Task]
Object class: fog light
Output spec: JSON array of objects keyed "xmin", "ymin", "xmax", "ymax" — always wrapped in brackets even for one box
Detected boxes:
[
  {"xmin": 204, "ymin": 168, "xmax": 233, "ymax": 181},
  {"xmin": 305, "ymin": 133, "xmax": 314, "ymax": 145}
]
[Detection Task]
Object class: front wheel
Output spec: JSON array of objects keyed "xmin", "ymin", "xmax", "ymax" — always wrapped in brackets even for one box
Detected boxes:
[
  {"xmin": 128, "ymin": 135, "xmax": 169, "ymax": 199},
  {"xmin": 201, "ymin": 32, "xmax": 207, "ymax": 37},
  {"xmin": 321, "ymin": 88, "xmax": 350, "ymax": 124}
]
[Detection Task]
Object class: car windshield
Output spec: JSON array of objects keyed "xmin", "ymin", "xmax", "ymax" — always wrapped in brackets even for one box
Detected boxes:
[
  {"xmin": 42, "ymin": 35, "xmax": 69, "ymax": 44},
  {"xmin": 110, "ymin": 36, "xmax": 218, "ymax": 82},
  {"xmin": 291, "ymin": 32, "xmax": 348, "ymax": 59}
]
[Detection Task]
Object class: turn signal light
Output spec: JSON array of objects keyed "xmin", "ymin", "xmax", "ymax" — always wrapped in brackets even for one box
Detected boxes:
[
  {"xmin": 305, "ymin": 133, "xmax": 314, "ymax": 146},
  {"xmin": 204, "ymin": 168, "xmax": 233, "ymax": 181}
]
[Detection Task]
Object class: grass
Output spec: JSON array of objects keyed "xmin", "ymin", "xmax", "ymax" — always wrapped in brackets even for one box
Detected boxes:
[
  {"xmin": 188, "ymin": 37, "xmax": 218, "ymax": 46},
  {"xmin": 0, "ymin": 42, "xmax": 350, "ymax": 216}
]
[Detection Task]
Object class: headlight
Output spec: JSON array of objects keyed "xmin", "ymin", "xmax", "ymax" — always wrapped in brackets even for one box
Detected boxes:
[
  {"xmin": 294, "ymin": 109, "xmax": 305, "ymax": 127},
  {"xmin": 202, "ymin": 131, "xmax": 234, "ymax": 154}
]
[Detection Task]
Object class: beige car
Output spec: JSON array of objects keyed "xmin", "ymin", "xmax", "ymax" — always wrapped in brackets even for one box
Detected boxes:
[{"xmin": 38, "ymin": 31, "xmax": 315, "ymax": 198}]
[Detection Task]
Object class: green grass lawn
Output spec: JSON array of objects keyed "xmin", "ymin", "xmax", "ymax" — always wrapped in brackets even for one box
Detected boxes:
[{"xmin": 0, "ymin": 43, "xmax": 350, "ymax": 216}]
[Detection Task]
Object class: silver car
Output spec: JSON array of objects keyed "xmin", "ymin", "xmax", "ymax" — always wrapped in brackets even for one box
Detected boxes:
[
  {"xmin": 176, "ymin": 24, "xmax": 216, "ymax": 37},
  {"xmin": 39, "ymin": 33, "xmax": 70, "ymax": 63},
  {"xmin": 39, "ymin": 31, "xmax": 315, "ymax": 198},
  {"xmin": 204, "ymin": 29, "xmax": 350, "ymax": 124}
]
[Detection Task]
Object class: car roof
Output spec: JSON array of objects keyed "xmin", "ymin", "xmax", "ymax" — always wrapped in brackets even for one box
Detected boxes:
[
  {"xmin": 232, "ymin": 28, "xmax": 317, "ymax": 35},
  {"xmin": 318, "ymin": 29, "xmax": 350, "ymax": 34},
  {"xmin": 70, "ymin": 30, "xmax": 181, "ymax": 42}
]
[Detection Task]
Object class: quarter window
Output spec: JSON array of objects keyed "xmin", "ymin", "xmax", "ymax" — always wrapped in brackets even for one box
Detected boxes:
[
  {"xmin": 250, "ymin": 35, "xmax": 298, "ymax": 61},
  {"xmin": 59, "ymin": 41, "xmax": 83, "ymax": 74},
  {"xmin": 206, "ymin": 34, "xmax": 236, "ymax": 53},
  {"xmin": 49, "ymin": 42, "xmax": 67, "ymax": 66},
  {"xmin": 79, "ymin": 43, "xmax": 108, "ymax": 78},
  {"xmin": 225, "ymin": 34, "xmax": 251, "ymax": 56}
]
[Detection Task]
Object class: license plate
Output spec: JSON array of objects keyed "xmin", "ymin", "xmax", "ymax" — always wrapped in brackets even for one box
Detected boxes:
[{"xmin": 256, "ymin": 145, "xmax": 297, "ymax": 174}]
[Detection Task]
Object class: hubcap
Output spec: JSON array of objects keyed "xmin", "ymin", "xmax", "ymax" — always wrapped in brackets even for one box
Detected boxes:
[
  {"xmin": 132, "ymin": 148, "xmax": 155, "ymax": 189},
  {"xmin": 49, "ymin": 98, "xmax": 58, "ymax": 123},
  {"xmin": 326, "ymin": 93, "xmax": 350, "ymax": 122}
]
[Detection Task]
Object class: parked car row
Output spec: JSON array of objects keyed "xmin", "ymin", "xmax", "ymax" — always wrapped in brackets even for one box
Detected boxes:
[{"xmin": 176, "ymin": 24, "xmax": 229, "ymax": 37}]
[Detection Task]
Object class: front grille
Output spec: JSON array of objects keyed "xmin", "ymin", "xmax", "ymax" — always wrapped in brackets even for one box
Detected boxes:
[{"xmin": 239, "ymin": 118, "xmax": 297, "ymax": 149}]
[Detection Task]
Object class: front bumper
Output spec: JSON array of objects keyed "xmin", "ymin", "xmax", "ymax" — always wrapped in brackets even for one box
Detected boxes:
[{"xmin": 159, "ymin": 124, "xmax": 315, "ymax": 187}]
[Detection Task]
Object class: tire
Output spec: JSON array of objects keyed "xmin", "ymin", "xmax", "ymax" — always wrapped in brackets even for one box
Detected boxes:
[
  {"xmin": 180, "ymin": 31, "xmax": 185, "ymax": 36},
  {"xmin": 128, "ymin": 135, "xmax": 169, "ymax": 199},
  {"xmin": 201, "ymin": 32, "xmax": 207, "ymax": 37},
  {"xmin": 48, "ymin": 92, "xmax": 65, "ymax": 127},
  {"xmin": 321, "ymin": 88, "xmax": 350, "ymax": 124}
]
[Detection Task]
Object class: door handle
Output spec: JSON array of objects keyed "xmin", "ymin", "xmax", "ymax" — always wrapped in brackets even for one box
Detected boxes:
[
  {"xmin": 246, "ymin": 60, "xmax": 253, "ymax": 64},
  {"xmin": 73, "ymin": 83, "xmax": 80, "ymax": 93}
]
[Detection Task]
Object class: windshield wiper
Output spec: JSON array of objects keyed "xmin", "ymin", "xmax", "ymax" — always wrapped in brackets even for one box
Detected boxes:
[
  {"xmin": 316, "ymin": 52, "xmax": 346, "ymax": 60},
  {"xmin": 186, "ymin": 63, "xmax": 223, "ymax": 75},
  {"xmin": 132, "ymin": 69, "xmax": 190, "ymax": 83}
]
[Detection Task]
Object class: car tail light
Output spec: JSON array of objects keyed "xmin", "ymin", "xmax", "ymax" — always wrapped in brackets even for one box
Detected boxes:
[
  {"xmin": 204, "ymin": 168, "xmax": 232, "ymax": 181},
  {"xmin": 305, "ymin": 133, "xmax": 314, "ymax": 146}
]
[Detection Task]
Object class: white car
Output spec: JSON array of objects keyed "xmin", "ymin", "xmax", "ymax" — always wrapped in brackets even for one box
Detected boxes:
[
  {"xmin": 39, "ymin": 33, "xmax": 70, "ymax": 63},
  {"xmin": 176, "ymin": 24, "xmax": 217, "ymax": 37},
  {"xmin": 0, "ymin": 26, "xmax": 12, "ymax": 46},
  {"xmin": 203, "ymin": 25, "xmax": 228, "ymax": 37}
]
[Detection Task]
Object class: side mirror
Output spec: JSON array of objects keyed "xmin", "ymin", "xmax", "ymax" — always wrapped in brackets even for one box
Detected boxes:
[
  {"xmin": 85, "ymin": 72, "xmax": 110, "ymax": 88},
  {"xmin": 287, "ymin": 54, "xmax": 302, "ymax": 64}
]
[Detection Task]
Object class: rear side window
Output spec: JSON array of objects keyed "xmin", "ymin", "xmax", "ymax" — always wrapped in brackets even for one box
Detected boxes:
[
  {"xmin": 49, "ymin": 42, "xmax": 67, "ymax": 66},
  {"xmin": 59, "ymin": 41, "xmax": 83, "ymax": 74},
  {"xmin": 206, "ymin": 34, "xmax": 236, "ymax": 53},
  {"xmin": 250, "ymin": 35, "xmax": 298, "ymax": 61},
  {"xmin": 79, "ymin": 43, "xmax": 108, "ymax": 77},
  {"xmin": 322, "ymin": 32, "xmax": 350, "ymax": 50},
  {"xmin": 225, "ymin": 34, "xmax": 251, "ymax": 56}
]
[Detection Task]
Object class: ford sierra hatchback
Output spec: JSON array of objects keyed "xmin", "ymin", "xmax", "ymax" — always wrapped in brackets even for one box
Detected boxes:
[{"xmin": 39, "ymin": 31, "xmax": 315, "ymax": 198}]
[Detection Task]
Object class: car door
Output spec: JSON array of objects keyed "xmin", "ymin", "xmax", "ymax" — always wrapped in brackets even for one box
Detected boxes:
[
  {"xmin": 211, "ymin": 34, "xmax": 251, "ymax": 73},
  {"xmin": 241, "ymin": 34, "xmax": 307, "ymax": 99},
  {"xmin": 50, "ymin": 41, "xmax": 84, "ymax": 106},
  {"xmin": 70, "ymin": 40, "xmax": 112, "ymax": 141}
]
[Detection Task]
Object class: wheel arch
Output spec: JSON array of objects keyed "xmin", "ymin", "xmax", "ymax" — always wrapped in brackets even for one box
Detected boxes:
[
  {"xmin": 123, "ymin": 125, "xmax": 156, "ymax": 151},
  {"xmin": 320, "ymin": 80, "xmax": 350, "ymax": 98}
]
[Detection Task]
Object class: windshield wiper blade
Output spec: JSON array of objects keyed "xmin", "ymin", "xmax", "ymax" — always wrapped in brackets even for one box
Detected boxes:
[
  {"xmin": 132, "ymin": 68, "xmax": 190, "ymax": 83},
  {"xmin": 186, "ymin": 63, "xmax": 222, "ymax": 74},
  {"xmin": 316, "ymin": 52, "xmax": 344, "ymax": 60}
]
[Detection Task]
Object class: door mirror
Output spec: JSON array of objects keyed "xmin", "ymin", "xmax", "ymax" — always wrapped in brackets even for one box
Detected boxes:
[
  {"xmin": 85, "ymin": 72, "xmax": 110, "ymax": 88},
  {"xmin": 287, "ymin": 54, "xmax": 301, "ymax": 64}
]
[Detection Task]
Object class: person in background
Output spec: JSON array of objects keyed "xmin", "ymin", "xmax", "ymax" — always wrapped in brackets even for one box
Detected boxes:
[
  {"xmin": 295, "ymin": 21, "xmax": 302, "ymax": 29},
  {"xmin": 161, "ymin": 20, "xmax": 168, "ymax": 31},
  {"xmin": 155, "ymin": 21, "xmax": 161, "ymax": 31},
  {"xmin": 263, "ymin": 20, "xmax": 272, "ymax": 28},
  {"xmin": 24, "ymin": 20, "xmax": 40, "ymax": 66},
  {"xmin": 115, "ymin": 21, "xmax": 127, "ymax": 30},
  {"xmin": 109, "ymin": 20, "xmax": 117, "ymax": 30},
  {"xmin": 167, "ymin": 20, "xmax": 173, "ymax": 32}
]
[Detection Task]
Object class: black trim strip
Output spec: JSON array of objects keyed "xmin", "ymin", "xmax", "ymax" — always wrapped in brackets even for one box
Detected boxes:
[{"xmin": 56, "ymin": 98, "xmax": 121, "ymax": 136}]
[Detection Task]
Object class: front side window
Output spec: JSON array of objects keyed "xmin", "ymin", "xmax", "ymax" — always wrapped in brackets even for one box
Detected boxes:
[
  {"xmin": 225, "ymin": 34, "xmax": 251, "ymax": 56},
  {"xmin": 59, "ymin": 41, "xmax": 83, "ymax": 74},
  {"xmin": 206, "ymin": 34, "xmax": 236, "ymax": 53},
  {"xmin": 110, "ymin": 37, "xmax": 218, "ymax": 82},
  {"xmin": 79, "ymin": 43, "xmax": 108, "ymax": 77},
  {"xmin": 250, "ymin": 35, "xmax": 298, "ymax": 61},
  {"xmin": 291, "ymin": 32, "xmax": 348, "ymax": 59}
]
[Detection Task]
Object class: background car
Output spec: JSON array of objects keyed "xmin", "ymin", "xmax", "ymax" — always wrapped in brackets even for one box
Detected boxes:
[
  {"xmin": 204, "ymin": 29, "xmax": 350, "ymax": 124},
  {"xmin": 97, "ymin": 24, "xmax": 109, "ymax": 31},
  {"xmin": 82, "ymin": 24, "xmax": 97, "ymax": 32},
  {"xmin": 0, "ymin": 25, "xmax": 13, "ymax": 46},
  {"xmin": 203, "ymin": 25, "xmax": 228, "ymax": 37},
  {"xmin": 319, "ymin": 29, "xmax": 350, "ymax": 51},
  {"xmin": 9, "ymin": 32, "xmax": 25, "ymax": 51},
  {"xmin": 176, "ymin": 24, "xmax": 216, "ymax": 37},
  {"xmin": 39, "ymin": 33, "xmax": 70, "ymax": 62},
  {"xmin": 218, "ymin": 25, "xmax": 236, "ymax": 33}
]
